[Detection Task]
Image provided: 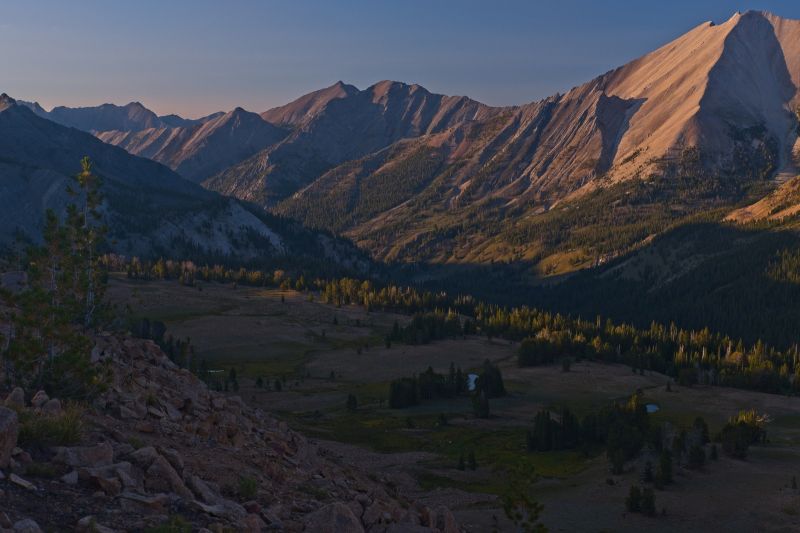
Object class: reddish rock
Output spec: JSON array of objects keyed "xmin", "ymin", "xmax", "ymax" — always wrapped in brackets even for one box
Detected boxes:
[
  {"xmin": 0, "ymin": 409, "xmax": 18, "ymax": 469},
  {"xmin": 303, "ymin": 503, "xmax": 365, "ymax": 533}
]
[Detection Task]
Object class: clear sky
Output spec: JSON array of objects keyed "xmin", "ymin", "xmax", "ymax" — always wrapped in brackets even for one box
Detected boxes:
[{"xmin": 2, "ymin": 1, "xmax": 800, "ymax": 118}]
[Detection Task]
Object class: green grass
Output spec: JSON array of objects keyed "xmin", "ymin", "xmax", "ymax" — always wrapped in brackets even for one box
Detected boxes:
[
  {"xmin": 238, "ymin": 476, "xmax": 258, "ymax": 500},
  {"xmin": 285, "ymin": 406, "xmax": 592, "ymax": 496},
  {"xmin": 204, "ymin": 340, "xmax": 316, "ymax": 378},
  {"xmin": 16, "ymin": 403, "xmax": 84, "ymax": 448}
]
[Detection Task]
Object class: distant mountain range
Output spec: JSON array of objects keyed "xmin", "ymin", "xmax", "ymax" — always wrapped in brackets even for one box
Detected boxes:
[
  {"xmin": 12, "ymin": 11, "xmax": 800, "ymax": 278},
  {"xmin": 0, "ymin": 94, "xmax": 369, "ymax": 273}
]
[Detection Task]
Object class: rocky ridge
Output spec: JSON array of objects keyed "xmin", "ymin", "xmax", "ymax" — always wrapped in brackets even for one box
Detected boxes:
[{"xmin": 0, "ymin": 335, "xmax": 459, "ymax": 532}]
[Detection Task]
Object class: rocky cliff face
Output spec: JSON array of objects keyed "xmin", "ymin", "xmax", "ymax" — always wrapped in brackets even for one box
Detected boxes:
[{"xmin": 0, "ymin": 335, "xmax": 460, "ymax": 532}]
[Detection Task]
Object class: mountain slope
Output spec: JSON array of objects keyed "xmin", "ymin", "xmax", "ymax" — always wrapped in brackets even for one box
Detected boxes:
[
  {"xmin": 275, "ymin": 11, "xmax": 800, "ymax": 267},
  {"xmin": 260, "ymin": 80, "xmax": 359, "ymax": 127},
  {"xmin": 0, "ymin": 94, "xmax": 367, "ymax": 273},
  {"xmin": 20, "ymin": 100, "xmax": 222, "ymax": 133},
  {"xmin": 205, "ymin": 80, "xmax": 498, "ymax": 203},
  {"xmin": 96, "ymin": 107, "xmax": 288, "ymax": 183}
]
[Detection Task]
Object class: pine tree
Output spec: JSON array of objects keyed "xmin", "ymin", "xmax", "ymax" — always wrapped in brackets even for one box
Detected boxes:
[
  {"xmin": 643, "ymin": 460, "xmax": 654, "ymax": 483},
  {"xmin": 687, "ymin": 445, "xmax": 705, "ymax": 469},
  {"xmin": 0, "ymin": 158, "xmax": 107, "ymax": 399},
  {"xmin": 468, "ymin": 450, "xmax": 477, "ymax": 470},
  {"xmin": 656, "ymin": 449, "xmax": 673, "ymax": 485},
  {"xmin": 640, "ymin": 488, "xmax": 656, "ymax": 516},
  {"xmin": 625, "ymin": 486, "xmax": 642, "ymax": 512},
  {"xmin": 346, "ymin": 394, "xmax": 358, "ymax": 411}
]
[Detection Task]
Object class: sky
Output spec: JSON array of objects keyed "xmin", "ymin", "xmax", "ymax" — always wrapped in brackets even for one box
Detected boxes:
[{"xmin": 2, "ymin": 1, "xmax": 800, "ymax": 118}]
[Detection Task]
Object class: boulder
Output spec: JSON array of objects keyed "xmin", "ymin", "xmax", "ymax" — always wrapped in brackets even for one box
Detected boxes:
[
  {"xmin": 0, "ymin": 407, "xmax": 19, "ymax": 469},
  {"xmin": 61, "ymin": 470, "xmax": 79, "ymax": 485},
  {"xmin": 157, "ymin": 446, "xmax": 184, "ymax": 473},
  {"xmin": 237, "ymin": 513, "xmax": 267, "ymax": 533},
  {"xmin": 9, "ymin": 473, "xmax": 35, "ymax": 490},
  {"xmin": 41, "ymin": 399, "xmax": 62, "ymax": 415},
  {"xmin": 144, "ymin": 455, "xmax": 193, "ymax": 500},
  {"xmin": 29, "ymin": 391, "xmax": 48, "ymax": 409},
  {"xmin": 4, "ymin": 388, "xmax": 24, "ymax": 409},
  {"xmin": 53, "ymin": 442, "xmax": 113, "ymax": 467},
  {"xmin": 432, "ymin": 506, "xmax": 459, "ymax": 533},
  {"xmin": 186, "ymin": 474, "xmax": 221, "ymax": 505},
  {"xmin": 191, "ymin": 499, "xmax": 247, "ymax": 521},
  {"xmin": 11, "ymin": 519, "xmax": 43, "ymax": 533},
  {"xmin": 76, "ymin": 516, "xmax": 116, "ymax": 533},
  {"xmin": 128, "ymin": 446, "xmax": 160, "ymax": 467},
  {"xmin": 119, "ymin": 491, "xmax": 169, "ymax": 512},
  {"xmin": 303, "ymin": 503, "xmax": 365, "ymax": 533}
]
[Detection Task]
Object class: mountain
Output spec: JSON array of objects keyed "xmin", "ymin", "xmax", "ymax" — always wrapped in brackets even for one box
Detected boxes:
[
  {"xmin": 260, "ymin": 80, "xmax": 359, "ymax": 127},
  {"xmin": 95, "ymin": 107, "xmax": 288, "ymax": 183},
  {"xmin": 27, "ymin": 12, "xmax": 800, "ymax": 276},
  {"xmin": 48, "ymin": 102, "xmax": 163, "ymax": 132},
  {"xmin": 204, "ymin": 80, "xmax": 497, "ymax": 203},
  {"xmin": 19, "ymin": 101, "xmax": 273, "ymax": 183},
  {"xmin": 266, "ymin": 11, "xmax": 800, "ymax": 267},
  {"xmin": 0, "ymin": 94, "xmax": 368, "ymax": 273},
  {"xmin": 19, "ymin": 100, "xmax": 223, "ymax": 133}
]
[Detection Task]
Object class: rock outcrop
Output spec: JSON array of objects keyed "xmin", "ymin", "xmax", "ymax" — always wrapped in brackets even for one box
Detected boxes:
[
  {"xmin": 0, "ymin": 335, "xmax": 461, "ymax": 531},
  {"xmin": 0, "ymin": 407, "xmax": 18, "ymax": 469}
]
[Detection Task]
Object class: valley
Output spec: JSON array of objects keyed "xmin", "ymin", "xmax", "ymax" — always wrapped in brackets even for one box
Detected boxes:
[
  {"xmin": 4, "ymin": 5, "xmax": 800, "ymax": 532},
  {"xmin": 109, "ymin": 275, "xmax": 800, "ymax": 532}
]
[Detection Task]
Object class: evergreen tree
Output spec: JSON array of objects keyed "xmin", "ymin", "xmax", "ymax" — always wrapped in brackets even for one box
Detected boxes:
[
  {"xmin": 640, "ymin": 488, "xmax": 656, "ymax": 516},
  {"xmin": 346, "ymin": 393, "xmax": 358, "ymax": 411},
  {"xmin": 0, "ymin": 158, "xmax": 107, "ymax": 399},
  {"xmin": 468, "ymin": 450, "xmax": 477, "ymax": 470},
  {"xmin": 625, "ymin": 486, "xmax": 642, "ymax": 512},
  {"xmin": 687, "ymin": 445, "xmax": 705, "ymax": 469},
  {"xmin": 643, "ymin": 460, "xmax": 654, "ymax": 483},
  {"xmin": 656, "ymin": 450, "xmax": 673, "ymax": 486},
  {"xmin": 472, "ymin": 389, "xmax": 490, "ymax": 418}
]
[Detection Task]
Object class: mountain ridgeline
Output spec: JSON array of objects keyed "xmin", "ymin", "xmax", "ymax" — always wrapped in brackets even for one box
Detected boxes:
[
  {"xmin": 0, "ymin": 94, "xmax": 370, "ymax": 276},
  {"xmin": 12, "ymin": 10, "xmax": 800, "ymax": 346}
]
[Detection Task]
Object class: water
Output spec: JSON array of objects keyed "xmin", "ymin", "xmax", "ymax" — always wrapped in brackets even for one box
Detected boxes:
[{"xmin": 646, "ymin": 403, "xmax": 660, "ymax": 413}]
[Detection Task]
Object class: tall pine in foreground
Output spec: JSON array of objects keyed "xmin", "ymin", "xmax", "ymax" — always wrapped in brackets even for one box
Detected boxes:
[{"xmin": 1, "ymin": 157, "xmax": 108, "ymax": 399}]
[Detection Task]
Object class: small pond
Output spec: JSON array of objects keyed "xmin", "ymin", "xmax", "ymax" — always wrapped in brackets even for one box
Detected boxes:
[{"xmin": 646, "ymin": 403, "xmax": 660, "ymax": 413}]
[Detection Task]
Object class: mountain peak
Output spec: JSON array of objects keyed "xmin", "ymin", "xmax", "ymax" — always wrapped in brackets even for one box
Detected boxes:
[{"xmin": 0, "ymin": 93, "xmax": 17, "ymax": 112}]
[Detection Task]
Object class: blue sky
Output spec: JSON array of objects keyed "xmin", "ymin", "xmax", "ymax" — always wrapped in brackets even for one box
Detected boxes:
[{"xmin": 2, "ymin": 1, "xmax": 799, "ymax": 117}]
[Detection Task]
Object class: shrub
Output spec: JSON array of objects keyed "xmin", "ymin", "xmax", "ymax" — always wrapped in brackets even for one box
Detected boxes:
[
  {"xmin": 17, "ymin": 403, "xmax": 84, "ymax": 448},
  {"xmin": 238, "ymin": 476, "xmax": 258, "ymax": 499},
  {"xmin": 145, "ymin": 515, "xmax": 192, "ymax": 533},
  {"xmin": 25, "ymin": 462, "xmax": 60, "ymax": 479}
]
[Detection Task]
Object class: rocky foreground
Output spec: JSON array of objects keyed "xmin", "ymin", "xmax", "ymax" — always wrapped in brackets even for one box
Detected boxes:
[{"xmin": 0, "ymin": 335, "xmax": 460, "ymax": 532}]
